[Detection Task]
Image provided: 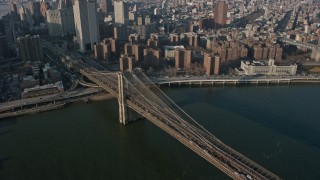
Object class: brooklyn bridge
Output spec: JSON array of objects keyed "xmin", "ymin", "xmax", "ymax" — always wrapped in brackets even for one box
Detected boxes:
[{"xmin": 80, "ymin": 67, "xmax": 280, "ymax": 180}]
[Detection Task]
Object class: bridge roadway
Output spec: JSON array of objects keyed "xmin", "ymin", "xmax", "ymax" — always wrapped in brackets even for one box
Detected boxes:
[
  {"xmin": 81, "ymin": 69, "xmax": 280, "ymax": 180},
  {"xmin": 0, "ymin": 88, "xmax": 101, "ymax": 113},
  {"xmin": 153, "ymin": 75, "xmax": 320, "ymax": 86}
]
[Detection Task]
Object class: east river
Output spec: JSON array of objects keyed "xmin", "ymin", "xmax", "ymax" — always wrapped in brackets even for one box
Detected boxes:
[{"xmin": 1, "ymin": 85, "xmax": 320, "ymax": 180}]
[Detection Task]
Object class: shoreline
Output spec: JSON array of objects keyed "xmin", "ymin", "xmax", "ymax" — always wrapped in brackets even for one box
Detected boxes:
[
  {"xmin": 153, "ymin": 77, "xmax": 320, "ymax": 87},
  {"xmin": 1, "ymin": 80, "xmax": 320, "ymax": 119},
  {"xmin": 0, "ymin": 93, "xmax": 114, "ymax": 120},
  {"xmin": 154, "ymin": 81, "xmax": 320, "ymax": 87}
]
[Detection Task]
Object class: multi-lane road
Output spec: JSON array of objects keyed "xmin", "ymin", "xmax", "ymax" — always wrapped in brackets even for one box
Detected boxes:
[{"xmin": 153, "ymin": 74, "xmax": 320, "ymax": 86}]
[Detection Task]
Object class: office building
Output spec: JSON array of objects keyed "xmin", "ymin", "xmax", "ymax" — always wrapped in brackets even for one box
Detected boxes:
[
  {"xmin": 101, "ymin": 0, "xmax": 113, "ymax": 13},
  {"xmin": 0, "ymin": 35, "xmax": 9, "ymax": 59},
  {"xmin": 47, "ymin": 0, "xmax": 75, "ymax": 37},
  {"xmin": 58, "ymin": 0, "xmax": 72, "ymax": 9},
  {"xmin": 28, "ymin": 1, "xmax": 42, "ymax": 24},
  {"xmin": 40, "ymin": 2, "xmax": 51, "ymax": 19},
  {"xmin": 114, "ymin": 0, "xmax": 128, "ymax": 24},
  {"xmin": 73, "ymin": 0, "xmax": 99, "ymax": 52},
  {"xmin": 5, "ymin": 27, "xmax": 16, "ymax": 44},
  {"xmin": 19, "ymin": 6, "xmax": 34, "ymax": 26},
  {"xmin": 9, "ymin": 3, "xmax": 19, "ymax": 19},
  {"xmin": 129, "ymin": 23, "xmax": 157, "ymax": 40},
  {"xmin": 17, "ymin": 35, "xmax": 43, "ymax": 62}
]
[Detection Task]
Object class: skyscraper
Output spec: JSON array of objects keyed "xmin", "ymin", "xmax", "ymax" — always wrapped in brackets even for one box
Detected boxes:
[
  {"xmin": 100, "ymin": 0, "xmax": 113, "ymax": 13},
  {"xmin": 0, "ymin": 35, "xmax": 9, "ymax": 59},
  {"xmin": 114, "ymin": 0, "xmax": 128, "ymax": 24},
  {"xmin": 9, "ymin": 3, "xmax": 18, "ymax": 15},
  {"xmin": 28, "ymin": 1, "xmax": 42, "ymax": 24},
  {"xmin": 73, "ymin": 0, "xmax": 99, "ymax": 52},
  {"xmin": 9, "ymin": 3, "xmax": 19, "ymax": 19},
  {"xmin": 19, "ymin": 6, "xmax": 34, "ymax": 26},
  {"xmin": 19, "ymin": 6, "xmax": 27, "ymax": 22},
  {"xmin": 47, "ymin": 0, "xmax": 75, "ymax": 37},
  {"xmin": 40, "ymin": 1, "xmax": 51, "ymax": 19},
  {"xmin": 58, "ymin": 0, "xmax": 73, "ymax": 9},
  {"xmin": 214, "ymin": 1, "xmax": 228, "ymax": 25}
]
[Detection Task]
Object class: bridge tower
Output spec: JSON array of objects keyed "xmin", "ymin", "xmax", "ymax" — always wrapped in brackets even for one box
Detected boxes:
[{"xmin": 118, "ymin": 72, "xmax": 141, "ymax": 125}]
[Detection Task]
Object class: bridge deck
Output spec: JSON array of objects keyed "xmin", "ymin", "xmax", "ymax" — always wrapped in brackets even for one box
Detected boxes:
[{"xmin": 81, "ymin": 69, "xmax": 281, "ymax": 180}]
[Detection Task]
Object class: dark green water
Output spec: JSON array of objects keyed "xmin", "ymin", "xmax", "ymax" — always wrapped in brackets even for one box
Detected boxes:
[{"xmin": 1, "ymin": 85, "xmax": 320, "ymax": 180}]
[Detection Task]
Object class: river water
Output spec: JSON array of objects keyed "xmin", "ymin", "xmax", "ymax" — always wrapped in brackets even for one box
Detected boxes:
[{"xmin": 1, "ymin": 85, "xmax": 320, "ymax": 180}]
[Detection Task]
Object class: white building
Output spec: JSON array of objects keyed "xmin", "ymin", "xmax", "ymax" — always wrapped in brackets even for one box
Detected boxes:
[
  {"xmin": 114, "ymin": 0, "xmax": 128, "ymax": 24},
  {"xmin": 73, "ymin": 0, "xmax": 99, "ymax": 52},
  {"xmin": 237, "ymin": 59, "xmax": 297, "ymax": 76}
]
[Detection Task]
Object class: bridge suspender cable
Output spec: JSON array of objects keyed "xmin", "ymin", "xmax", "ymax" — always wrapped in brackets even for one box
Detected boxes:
[{"xmin": 136, "ymin": 72, "xmax": 219, "ymax": 139}]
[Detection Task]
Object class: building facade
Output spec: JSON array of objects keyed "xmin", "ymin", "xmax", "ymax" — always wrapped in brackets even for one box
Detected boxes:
[
  {"xmin": 17, "ymin": 35, "xmax": 43, "ymax": 62},
  {"xmin": 214, "ymin": 1, "xmax": 228, "ymax": 25},
  {"xmin": 101, "ymin": 0, "xmax": 113, "ymax": 13},
  {"xmin": 47, "ymin": 9, "xmax": 75, "ymax": 36},
  {"xmin": 114, "ymin": 0, "xmax": 128, "ymax": 24},
  {"xmin": 238, "ymin": 59, "xmax": 297, "ymax": 76},
  {"xmin": 73, "ymin": 0, "xmax": 99, "ymax": 52}
]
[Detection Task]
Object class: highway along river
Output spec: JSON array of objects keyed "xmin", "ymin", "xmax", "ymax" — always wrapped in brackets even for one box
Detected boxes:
[{"xmin": 0, "ymin": 85, "xmax": 320, "ymax": 179}]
